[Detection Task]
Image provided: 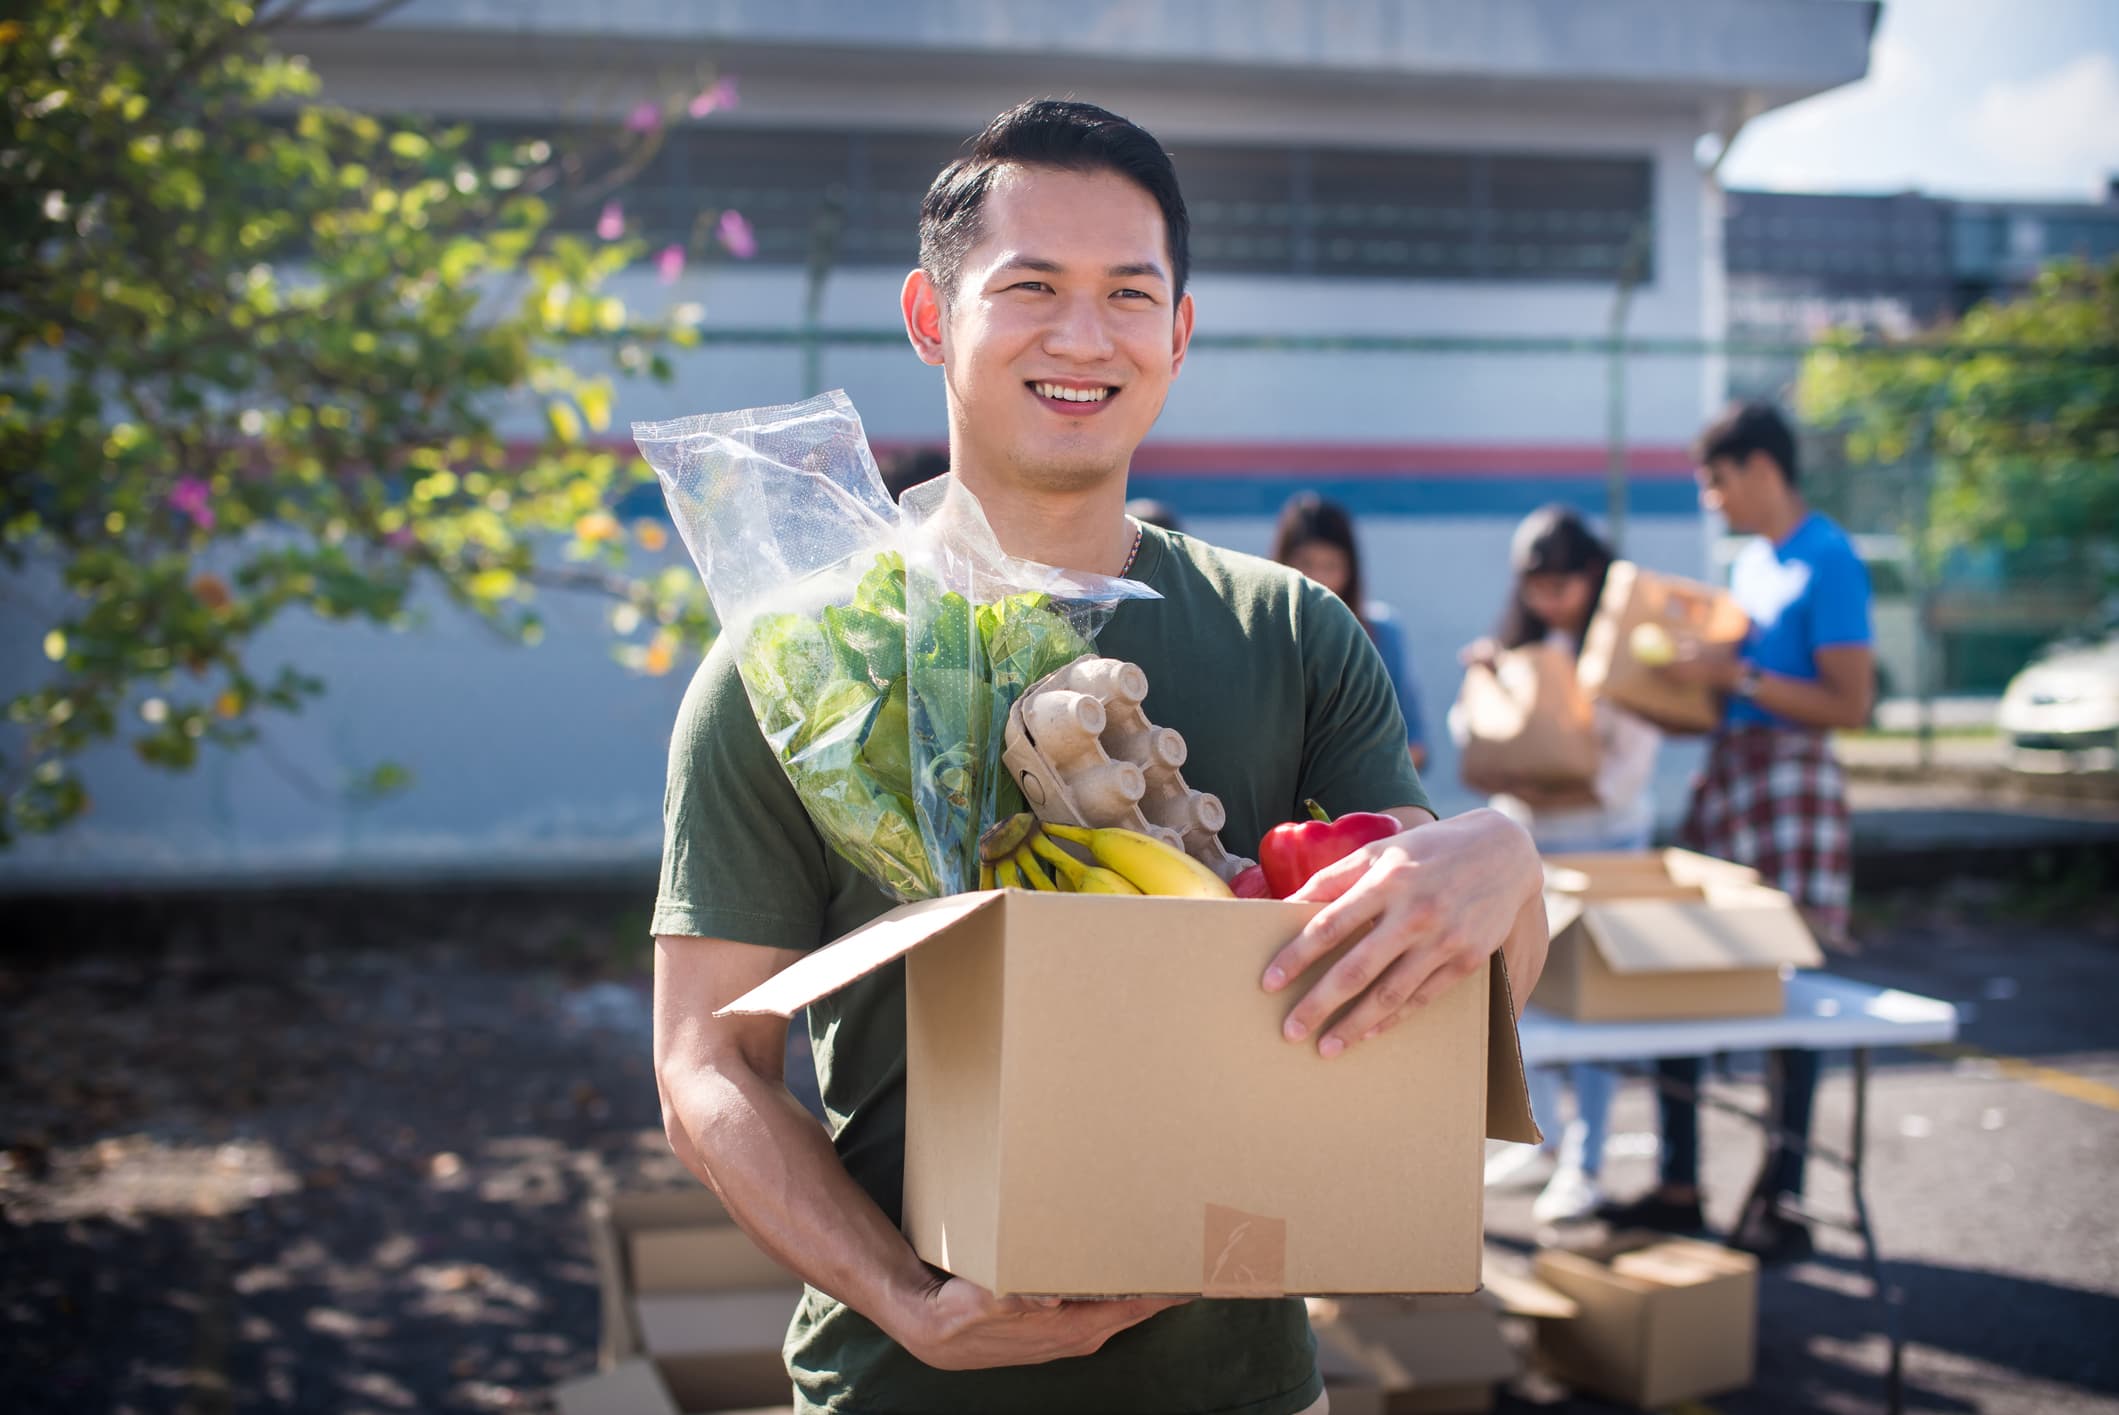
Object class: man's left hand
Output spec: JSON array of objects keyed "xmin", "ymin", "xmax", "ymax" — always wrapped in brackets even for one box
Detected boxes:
[
  {"xmin": 1659, "ymin": 640, "xmax": 1742, "ymax": 691},
  {"xmin": 1260, "ymin": 809, "xmax": 1544, "ymax": 1057}
]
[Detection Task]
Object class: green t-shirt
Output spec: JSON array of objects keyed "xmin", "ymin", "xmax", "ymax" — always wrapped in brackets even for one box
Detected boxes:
[{"xmin": 654, "ymin": 524, "xmax": 1431, "ymax": 1415}]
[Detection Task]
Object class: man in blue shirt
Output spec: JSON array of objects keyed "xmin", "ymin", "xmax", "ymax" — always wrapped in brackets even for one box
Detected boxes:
[{"xmin": 1597, "ymin": 401, "xmax": 1875, "ymax": 1264}]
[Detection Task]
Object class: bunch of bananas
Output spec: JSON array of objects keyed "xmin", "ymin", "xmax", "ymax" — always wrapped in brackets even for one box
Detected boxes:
[{"xmin": 976, "ymin": 813, "xmax": 1235, "ymax": 899}]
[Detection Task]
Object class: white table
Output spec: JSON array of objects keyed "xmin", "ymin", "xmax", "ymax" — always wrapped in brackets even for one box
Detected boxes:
[{"xmin": 1512, "ymin": 971, "xmax": 1959, "ymax": 1415}]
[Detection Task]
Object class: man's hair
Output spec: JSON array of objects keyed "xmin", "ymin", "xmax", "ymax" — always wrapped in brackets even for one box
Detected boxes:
[
  {"xmin": 1695, "ymin": 400, "xmax": 1799, "ymax": 486},
  {"xmin": 918, "ymin": 99, "xmax": 1190, "ymax": 304}
]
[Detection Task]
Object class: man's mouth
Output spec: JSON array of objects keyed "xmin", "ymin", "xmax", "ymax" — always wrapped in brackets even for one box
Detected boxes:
[{"xmin": 1029, "ymin": 380, "xmax": 1118, "ymax": 409}]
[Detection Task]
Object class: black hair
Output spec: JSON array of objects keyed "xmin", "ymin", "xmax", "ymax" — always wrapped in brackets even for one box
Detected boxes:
[
  {"xmin": 919, "ymin": 98, "xmax": 1191, "ymax": 304},
  {"xmin": 879, "ymin": 446, "xmax": 949, "ymax": 504},
  {"xmin": 1494, "ymin": 504, "xmax": 1617, "ymax": 655},
  {"xmin": 1270, "ymin": 492, "xmax": 1366, "ymax": 629},
  {"xmin": 1695, "ymin": 400, "xmax": 1799, "ymax": 487}
]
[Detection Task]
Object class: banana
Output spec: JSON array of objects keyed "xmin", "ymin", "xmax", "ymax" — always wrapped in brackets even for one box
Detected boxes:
[
  {"xmin": 1012, "ymin": 844, "xmax": 1061, "ymax": 891},
  {"xmin": 1030, "ymin": 832, "xmax": 1142, "ymax": 895},
  {"xmin": 995, "ymin": 856, "xmax": 1027, "ymax": 891},
  {"xmin": 1040, "ymin": 822, "xmax": 1235, "ymax": 899},
  {"xmin": 979, "ymin": 859, "xmax": 996, "ymax": 891}
]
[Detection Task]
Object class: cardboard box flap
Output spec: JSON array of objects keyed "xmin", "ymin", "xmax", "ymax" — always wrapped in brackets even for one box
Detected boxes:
[
  {"xmin": 632, "ymin": 1290, "xmax": 801, "ymax": 1356},
  {"xmin": 1487, "ymin": 956, "xmax": 1540, "ymax": 1145},
  {"xmin": 717, "ymin": 891, "xmax": 1008, "ymax": 1018},
  {"xmin": 554, "ymin": 1360, "xmax": 679, "ymax": 1415},
  {"xmin": 1610, "ymin": 1237, "xmax": 1759, "ymax": 1289},
  {"xmin": 1480, "ymin": 1262, "xmax": 1581, "ymax": 1320},
  {"xmin": 1581, "ymin": 889, "xmax": 1824, "ymax": 975}
]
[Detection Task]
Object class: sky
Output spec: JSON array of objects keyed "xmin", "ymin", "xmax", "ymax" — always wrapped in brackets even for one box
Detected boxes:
[{"xmin": 1720, "ymin": 0, "xmax": 2119, "ymax": 201}]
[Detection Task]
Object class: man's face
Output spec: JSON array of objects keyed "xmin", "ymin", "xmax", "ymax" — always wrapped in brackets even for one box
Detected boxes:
[
  {"xmin": 1695, "ymin": 453, "xmax": 1777, "ymax": 534},
  {"xmin": 905, "ymin": 165, "xmax": 1193, "ymax": 494}
]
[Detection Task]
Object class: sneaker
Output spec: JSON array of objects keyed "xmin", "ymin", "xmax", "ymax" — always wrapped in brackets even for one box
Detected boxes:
[
  {"xmin": 1732, "ymin": 1210, "xmax": 1816, "ymax": 1265},
  {"xmin": 1533, "ymin": 1166, "xmax": 1605, "ymax": 1225},
  {"xmin": 1484, "ymin": 1143, "xmax": 1557, "ymax": 1189},
  {"xmin": 1591, "ymin": 1191, "xmax": 1706, "ymax": 1233}
]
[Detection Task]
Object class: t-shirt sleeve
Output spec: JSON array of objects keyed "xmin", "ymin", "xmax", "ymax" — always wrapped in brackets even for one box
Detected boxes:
[
  {"xmin": 1295, "ymin": 585, "xmax": 1433, "ymax": 819},
  {"xmin": 1810, "ymin": 542, "xmax": 1874, "ymax": 649},
  {"xmin": 652, "ymin": 634, "xmax": 834, "ymax": 950}
]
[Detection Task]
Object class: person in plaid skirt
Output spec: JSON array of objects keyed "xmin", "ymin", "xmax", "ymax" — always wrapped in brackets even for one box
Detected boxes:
[{"xmin": 1596, "ymin": 401, "xmax": 1876, "ymax": 1264}]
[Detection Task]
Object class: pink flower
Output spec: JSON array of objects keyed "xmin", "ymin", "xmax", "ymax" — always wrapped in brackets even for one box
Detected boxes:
[
  {"xmin": 715, "ymin": 209, "xmax": 757, "ymax": 260},
  {"xmin": 170, "ymin": 477, "xmax": 215, "ymax": 531},
  {"xmin": 384, "ymin": 526, "xmax": 417, "ymax": 550},
  {"xmin": 596, "ymin": 200, "xmax": 625, "ymax": 241},
  {"xmin": 625, "ymin": 101, "xmax": 662, "ymax": 134},
  {"xmin": 688, "ymin": 76, "xmax": 739, "ymax": 118},
  {"xmin": 656, "ymin": 244, "xmax": 685, "ymax": 284}
]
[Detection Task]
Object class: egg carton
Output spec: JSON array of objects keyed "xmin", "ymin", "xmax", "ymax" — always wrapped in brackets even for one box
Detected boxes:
[{"xmin": 1002, "ymin": 654, "xmax": 1253, "ymax": 882}]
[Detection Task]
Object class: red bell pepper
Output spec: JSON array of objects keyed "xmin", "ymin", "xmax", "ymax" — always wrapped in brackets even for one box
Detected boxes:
[
  {"xmin": 1257, "ymin": 799, "xmax": 1402, "ymax": 899},
  {"xmin": 1231, "ymin": 863, "xmax": 1273, "ymax": 899}
]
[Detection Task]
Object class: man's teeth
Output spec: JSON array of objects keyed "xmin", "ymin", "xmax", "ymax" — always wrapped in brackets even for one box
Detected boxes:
[{"xmin": 1034, "ymin": 383, "xmax": 1111, "ymax": 403}]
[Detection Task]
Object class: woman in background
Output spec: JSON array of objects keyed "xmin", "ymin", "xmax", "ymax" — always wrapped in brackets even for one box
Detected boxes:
[
  {"xmin": 1456, "ymin": 504, "xmax": 1660, "ymax": 1222},
  {"xmin": 1271, "ymin": 493, "xmax": 1428, "ymax": 770}
]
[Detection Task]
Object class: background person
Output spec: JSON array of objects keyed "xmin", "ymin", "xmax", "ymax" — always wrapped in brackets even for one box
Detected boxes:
[
  {"xmin": 1272, "ymin": 492, "xmax": 1431, "ymax": 770},
  {"xmin": 1455, "ymin": 504, "xmax": 1660, "ymax": 1223}
]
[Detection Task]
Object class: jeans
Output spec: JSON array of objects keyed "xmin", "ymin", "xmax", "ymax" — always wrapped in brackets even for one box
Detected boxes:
[
  {"xmin": 1526, "ymin": 1062, "xmax": 1617, "ymax": 1178},
  {"xmin": 1656, "ymin": 1048, "xmax": 1820, "ymax": 1199}
]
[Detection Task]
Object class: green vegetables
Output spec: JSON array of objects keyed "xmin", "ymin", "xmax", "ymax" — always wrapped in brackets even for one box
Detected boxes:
[{"xmin": 736, "ymin": 551, "xmax": 1094, "ymax": 900}]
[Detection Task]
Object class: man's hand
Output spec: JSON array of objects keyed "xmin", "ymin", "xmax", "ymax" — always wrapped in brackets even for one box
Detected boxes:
[
  {"xmin": 891, "ymin": 1275, "xmax": 1187, "ymax": 1372},
  {"xmin": 1658, "ymin": 638, "xmax": 1742, "ymax": 692},
  {"xmin": 1259, "ymin": 809, "xmax": 1544, "ymax": 1057}
]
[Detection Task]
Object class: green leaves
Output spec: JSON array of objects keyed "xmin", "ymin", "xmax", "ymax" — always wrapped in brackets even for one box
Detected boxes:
[{"xmin": 1, "ymin": 0, "xmax": 724, "ymax": 843}]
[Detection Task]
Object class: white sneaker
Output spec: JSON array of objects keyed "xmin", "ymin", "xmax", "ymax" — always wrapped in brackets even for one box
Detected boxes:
[
  {"xmin": 1533, "ymin": 1165, "xmax": 1605, "ymax": 1225},
  {"xmin": 1484, "ymin": 1142, "xmax": 1557, "ymax": 1189}
]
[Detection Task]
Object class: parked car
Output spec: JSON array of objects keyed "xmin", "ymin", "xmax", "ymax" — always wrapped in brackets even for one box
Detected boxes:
[{"xmin": 1997, "ymin": 625, "xmax": 2119, "ymax": 757}]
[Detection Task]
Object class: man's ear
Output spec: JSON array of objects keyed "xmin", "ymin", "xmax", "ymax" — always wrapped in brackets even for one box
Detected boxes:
[
  {"xmin": 1169, "ymin": 290, "xmax": 1196, "ymax": 379},
  {"xmin": 902, "ymin": 269, "xmax": 945, "ymax": 367}
]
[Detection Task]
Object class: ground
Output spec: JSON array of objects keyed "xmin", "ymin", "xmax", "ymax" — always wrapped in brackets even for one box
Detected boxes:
[{"xmin": 1, "ymin": 868, "xmax": 2114, "ymax": 1415}]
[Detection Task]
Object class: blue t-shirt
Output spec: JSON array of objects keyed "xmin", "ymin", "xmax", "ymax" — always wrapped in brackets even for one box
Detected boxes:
[
  {"xmin": 1727, "ymin": 512, "xmax": 1873, "ymax": 728},
  {"xmin": 1363, "ymin": 601, "xmax": 1427, "ymax": 748}
]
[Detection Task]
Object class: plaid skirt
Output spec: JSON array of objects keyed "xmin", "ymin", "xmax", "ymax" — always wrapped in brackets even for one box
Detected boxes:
[{"xmin": 1677, "ymin": 725, "xmax": 1853, "ymax": 944}]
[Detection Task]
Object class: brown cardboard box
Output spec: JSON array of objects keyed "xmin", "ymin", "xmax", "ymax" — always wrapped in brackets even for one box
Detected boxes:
[
  {"xmin": 1453, "ymin": 642, "xmax": 1601, "ymax": 794},
  {"xmin": 1533, "ymin": 849, "xmax": 1824, "ymax": 1021},
  {"xmin": 722, "ymin": 891, "xmax": 1539, "ymax": 1297},
  {"xmin": 1532, "ymin": 1234, "xmax": 1759, "ymax": 1408},
  {"xmin": 563, "ymin": 1189, "xmax": 802, "ymax": 1415},
  {"xmin": 1311, "ymin": 1294, "xmax": 1522, "ymax": 1414},
  {"xmin": 1577, "ymin": 561, "xmax": 1750, "ymax": 734}
]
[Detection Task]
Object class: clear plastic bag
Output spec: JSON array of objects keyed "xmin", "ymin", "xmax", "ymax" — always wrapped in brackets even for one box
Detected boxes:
[{"xmin": 632, "ymin": 391, "xmax": 1155, "ymax": 900}]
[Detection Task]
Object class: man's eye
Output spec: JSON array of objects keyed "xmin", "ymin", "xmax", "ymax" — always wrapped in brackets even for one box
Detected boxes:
[
  {"xmin": 1114, "ymin": 288, "xmax": 1154, "ymax": 301},
  {"xmin": 1011, "ymin": 281, "xmax": 1052, "ymax": 293}
]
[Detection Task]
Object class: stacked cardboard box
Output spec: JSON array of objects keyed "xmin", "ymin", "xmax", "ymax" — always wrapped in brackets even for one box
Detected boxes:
[
  {"xmin": 555, "ymin": 1190, "xmax": 801, "ymax": 1415},
  {"xmin": 1531, "ymin": 1234, "xmax": 1760, "ymax": 1408},
  {"xmin": 1536, "ymin": 850, "xmax": 1824, "ymax": 1021},
  {"xmin": 1311, "ymin": 1294, "xmax": 1521, "ymax": 1414}
]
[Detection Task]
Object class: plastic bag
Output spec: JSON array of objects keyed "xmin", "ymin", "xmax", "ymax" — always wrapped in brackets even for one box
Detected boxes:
[{"xmin": 632, "ymin": 390, "xmax": 1156, "ymax": 901}]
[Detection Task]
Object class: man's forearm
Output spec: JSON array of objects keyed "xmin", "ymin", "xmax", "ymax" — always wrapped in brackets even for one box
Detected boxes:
[
  {"xmin": 1744, "ymin": 670, "xmax": 1869, "ymax": 731},
  {"xmin": 661, "ymin": 1053, "xmax": 936, "ymax": 1344}
]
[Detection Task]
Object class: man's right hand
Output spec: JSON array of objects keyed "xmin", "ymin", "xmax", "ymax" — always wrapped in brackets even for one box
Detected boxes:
[{"xmin": 892, "ymin": 1274, "xmax": 1188, "ymax": 1371}]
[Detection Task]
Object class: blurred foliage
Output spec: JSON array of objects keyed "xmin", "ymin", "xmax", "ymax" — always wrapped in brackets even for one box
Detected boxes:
[
  {"xmin": 1798, "ymin": 259, "xmax": 2119, "ymax": 584},
  {"xmin": 0, "ymin": 0, "xmax": 733, "ymax": 844}
]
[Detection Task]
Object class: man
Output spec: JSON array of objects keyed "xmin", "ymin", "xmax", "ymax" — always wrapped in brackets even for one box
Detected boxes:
[
  {"xmin": 651, "ymin": 99, "xmax": 1548, "ymax": 1415},
  {"xmin": 1598, "ymin": 400, "xmax": 1874, "ymax": 1263}
]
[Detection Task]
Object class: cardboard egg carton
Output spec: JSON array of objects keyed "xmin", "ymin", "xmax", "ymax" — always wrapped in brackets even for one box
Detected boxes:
[{"xmin": 1002, "ymin": 655, "xmax": 1253, "ymax": 882}]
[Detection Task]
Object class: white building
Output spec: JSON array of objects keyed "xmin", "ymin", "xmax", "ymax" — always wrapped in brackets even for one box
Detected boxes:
[{"xmin": 0, "ymin": 0, "xmax": 1876, "ymax": 886}]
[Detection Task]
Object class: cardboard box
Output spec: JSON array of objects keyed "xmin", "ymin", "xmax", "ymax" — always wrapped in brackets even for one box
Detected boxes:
[
  {"xmin": 1533, "ymin": 850, "xmax": 1824, "ymax": 1021},
  {"xmin": 722, "ymin": 891, "xmax": 1538, "ymax": 1297},
  {"xmin": 1311, "ymin": 1294, "xmax": 1522, "ymax": 1414},
  {"xmin": 1532, "ymin": 1234, "xmax": 1759, "ymax": 1408},
  {"xmin": 1577, "ymin": 561, "xmax": 1750, "ymax": 735},
  {"xmin": 563, "ymin": 1189, "xmax": 802, "ymax": 1415}
]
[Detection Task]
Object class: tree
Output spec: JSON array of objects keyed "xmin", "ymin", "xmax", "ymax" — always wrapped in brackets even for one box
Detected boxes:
[
  {"xmin": 1797, "ymin": 259, "xmax": 2119, "ymax": 585},
  {"xmin": 1, "ymin": 0, "xmax": 734, "ymax": 843}
]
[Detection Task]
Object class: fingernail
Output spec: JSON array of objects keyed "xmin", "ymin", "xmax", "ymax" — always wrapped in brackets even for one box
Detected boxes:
[
  {"xmin": 1262, "ymin": 966, "xmax": 1285, "ymax": 991},
  {"xmin": 1318, "ymin": 1036, "xmax": 1345, "ymax": 1059},
  {"xmin": 1283, "ymin": 1017, "xmax": 1308, "ymax": 1042}
]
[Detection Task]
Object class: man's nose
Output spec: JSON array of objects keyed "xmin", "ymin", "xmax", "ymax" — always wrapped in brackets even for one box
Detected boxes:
[{"xmin": 1041, "ymin": 293, "xmax": 1116, "ymax": 362}]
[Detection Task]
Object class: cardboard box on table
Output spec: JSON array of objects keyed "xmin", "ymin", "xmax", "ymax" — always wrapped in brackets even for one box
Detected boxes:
[
  {"xmin": 1533, "ymin": 850, "xmax": 1824, "ymax": 1022},
  {"xmin": 1531, "ymin": 1234, "xmax": 1760, "ymax": 1408},
  {"xmin": 555, "ymin": 1189, "xmax": 801, "ymax": 1415},
  {"xmin": 721, "ymin": 890, "xmax": 1540, "ymax": 1298},
  {"xmin": 1311, "ymin": 1294, "xmax": 1522, "ymax": 1414},
  {"xmin": 1577, "ymin": 561, "xmax": 1750, "ymax": 735}
]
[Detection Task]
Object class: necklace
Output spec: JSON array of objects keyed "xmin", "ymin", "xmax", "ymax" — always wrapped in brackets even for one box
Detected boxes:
[{"xmin": 1118, "ymin": 517, "xmax": 1143, "ymax": 577}]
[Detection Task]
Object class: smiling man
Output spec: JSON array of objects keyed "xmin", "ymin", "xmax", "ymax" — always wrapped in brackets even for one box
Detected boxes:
[{"xmin": 651, "ymin": 100, "xmax": 1548, "ymax": 1415}]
